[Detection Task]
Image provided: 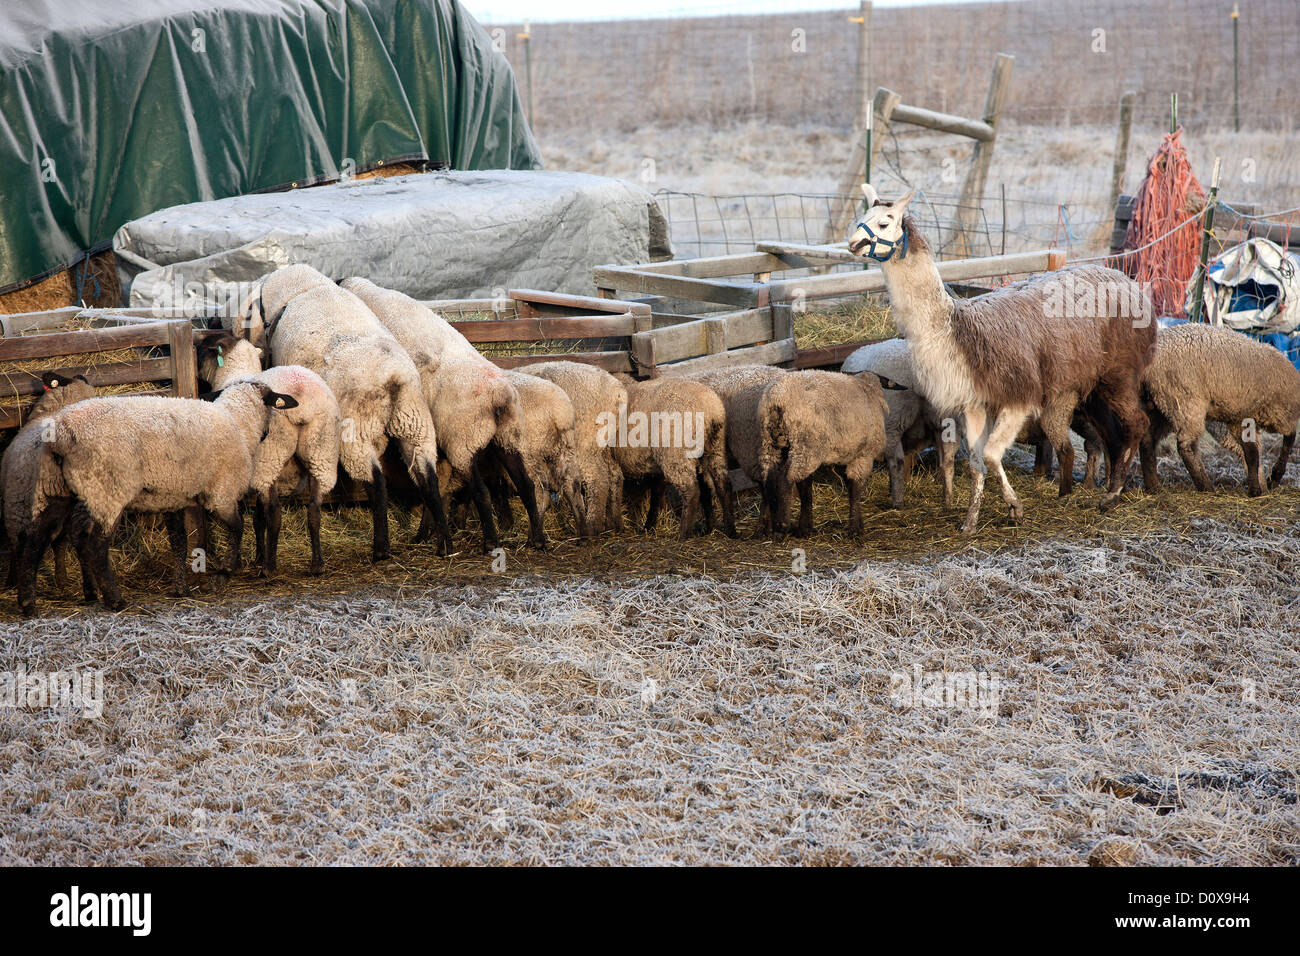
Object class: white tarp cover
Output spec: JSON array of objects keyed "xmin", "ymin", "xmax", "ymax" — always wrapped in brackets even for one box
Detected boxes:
[
  {"xmin": 114, "ymin": 170, "xmax": 671, "ymax": 313},
  {"xmin": 1185, "ymin": 237, "xmax": 1300, "ymax": 334}
]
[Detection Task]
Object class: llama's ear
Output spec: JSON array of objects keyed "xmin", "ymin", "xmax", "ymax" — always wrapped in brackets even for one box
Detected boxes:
[
  {"xmin": 860, "ymin": 183, "xmax": 878, "ymax": 207},
  {"xmin": 894, "ymin": 188, "xmax": 919, "ymax": 213}
]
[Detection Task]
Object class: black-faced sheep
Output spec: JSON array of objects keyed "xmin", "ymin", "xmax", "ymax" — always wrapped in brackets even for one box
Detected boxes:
[
  {"xmin": 339, "ymin": 277, "xmax": 547, "ymax": 552},
  {"xmin": 19, "ymin": 382, "xmax": 299, "ymax": 616},
  {"xmin": 611, "ymin": 375, "xmax": 735, "ymax": 539},
  {"xmin": 1140, "ymin": 322, "xmax": 1300, "ymax": 496},
  {"xmin": 2, "ymin": 372, "xmax": 97, "ymax": 599},
  {"xmin": 198, "ymin": 334, "xmax": 341, "ymax": 575},
  {"xmin": 515, "ymin": 361, "xmax": 628, "ymax": 536},
  {"xmin": 233, "ymin": 265, "xmax": 453, "ymax": 560},
  {"xmin": 758, "ymin": 370, "xmax": 889, "ymax": 539}
]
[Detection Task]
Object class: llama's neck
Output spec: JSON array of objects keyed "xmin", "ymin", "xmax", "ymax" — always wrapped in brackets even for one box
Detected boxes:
[{"xmin": 879, "ymin": 248, "xmax": 978, "ymax": 415}]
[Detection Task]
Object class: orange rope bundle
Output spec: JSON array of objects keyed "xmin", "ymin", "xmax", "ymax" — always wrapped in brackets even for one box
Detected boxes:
[{"xmin": 1123, "ymin": 128, "xmax": 1205, "ymax": 318}]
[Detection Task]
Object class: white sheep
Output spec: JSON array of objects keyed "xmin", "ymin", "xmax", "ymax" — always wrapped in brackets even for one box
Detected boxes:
[
  {"xmin": 515, "ymin": 361, "xmax": 628, "ymax": 536},
  {"xmin": 198, "ymin": 333, "xmax": 341, "ymax": 575},
  {"xmin": 758, "ymin": 369, "xmax": 889, "ymax": 539},
  {"xmin": 233, "ymin": 265, "xmax": 453, "ymax": 560},
  {"xmin": 3, "ymin": 372, "xmax": 98, "ymax": 599},
  {"xmin": 340, "ymin": 277, "xmax": 547, "ymax": 551},
  {"xmin": 1141, "ymin": 322, "xmax": 1300, "ymax": 495},
  {"xmin": 19, "ymin": 381, "xmax": 299, "ymax": 616}
]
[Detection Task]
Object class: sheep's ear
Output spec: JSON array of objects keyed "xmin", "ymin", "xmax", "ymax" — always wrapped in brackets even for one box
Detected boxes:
[
  {"xmin": 73, "ymin": 374, "xmax": 90, "ymax": 384},
  {"xmin": 40, "ymin": 371, "xmax": 70, "ymax": 389},
  {"xmin": 264, "ymin": 390, "xmax": 299, "ymax": 410},
  {"xmin": 877, "ymin": 375, "xmax": 908, "ymax": 391},
  {"xmin": 860, "ymin": 183, "xmax": 879, "ymax": 207}
]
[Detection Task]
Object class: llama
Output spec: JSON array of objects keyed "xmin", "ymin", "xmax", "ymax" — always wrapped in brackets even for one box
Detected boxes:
[{"xmin": 850, "ymin": 185, "xmax": 1155, "ymax": 533}]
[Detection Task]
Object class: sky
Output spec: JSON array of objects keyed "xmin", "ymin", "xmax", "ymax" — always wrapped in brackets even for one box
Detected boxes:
[{"xmin": 461, "ymin": 0, "xmax": 995, "ymax": 24}]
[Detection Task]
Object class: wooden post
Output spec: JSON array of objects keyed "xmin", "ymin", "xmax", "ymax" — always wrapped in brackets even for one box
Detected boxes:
[
  {"xmin": 167, "ymin": 320, "xmax": 198, "ymax": 397},
  {"xmin": 954, "ymin": 53, "xmax": 1015, "ymax": 256},
  {"xmin": 820, "ymin": 3, "xmax": 874, "ymax": 245},
  {"xmin": 1108, "ymin": 91, "xmax": 1136, "ymax": 218},
  {"xmin": 1189, "ymin": 157, "xmax": 1222, "ymax": 324},
  {"xmin": 822, "ymin": 87, "xmax": 898, "ymax": 247}
]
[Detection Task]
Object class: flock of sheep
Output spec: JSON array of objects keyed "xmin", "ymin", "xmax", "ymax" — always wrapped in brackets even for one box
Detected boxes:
[{"xmin": 5, "ymin": 189, "xmax": 1300, "ymax": 618}]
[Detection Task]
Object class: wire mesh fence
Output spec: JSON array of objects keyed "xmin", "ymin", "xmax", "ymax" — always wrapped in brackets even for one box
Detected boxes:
[{"xmin": 473, "ymin": 0, "xmax": 1299, "ymax": 262}]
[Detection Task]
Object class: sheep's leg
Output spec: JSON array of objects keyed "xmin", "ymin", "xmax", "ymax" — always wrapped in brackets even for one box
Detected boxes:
[
  {"xmin": 711, "ymin": 462, "xmax": 737, "ymax": 538},
  {"xmin": 5, "ymin": 532, "xmax": 22, "ymax": 590},
  {"xmin": 414, "ymin": 462, "xmax": 455, "ymax": 557},
  {"xmin": 502, "ymin": 449, "xmax": 548, "ymax": 551},
  {"xmin": 1230, "ymin": 423, "xmax": 1265, "ymax": 497},
  {"xmin": 1174, "ymin": 427, "xmax": 1214, "ymax": 493},
  {"xmin": 262, "ymin": 485, "xmax": 282, "ymax": 577},
  {"xmin": 901, "ymin": 450, "xmax": 917, "ymax": 481},
  {"xmin": 163, "ymin": 510, "xmax": 192, "ymax": 597},
  {"xmin": 675, "ymin": 478, "xmax": 701, "ymax": 541},
  {"xmin": 91, "ymin": 522, "xmax": 125, "ymax": 612},
  {"xmin": 1093, "ymin": 374, "xmax": 1151, "ymax": 509},
  {"xmin": 1031, "ymin": 438, "xmax": 1055, "ymax": 482},
  {"xmin": 467, "ymin": 456, "xmax": 502, "ymax": 554},
  {"xmin": 51, "ymin": 539, "xmax": 69, "ymax": 593},
  {"xmin": 1139, "ymin": 408, "xmax": 1169, "ymax": 493},
  {"xmin": 766, "ymin": 457, "xmax": 793, "ymax": 537},
  {"xmin": 794, "ymin": 479, "xmax": 815, "ymax": 537},
  {"xmin": 16, "ymin": 500, "xmax": 69, "ymax": 617},
  {"xmin": 69, "ymin": 508, "xmax": 100, "ymax": 604},
  {"xmin": 698, "ymin": 474, "xmax": 715, "ymax": 534},
  {"xmin": 606, "ymin": 459, "xmax": 625, "ymax": 534},
  {"xmin": 643, "ymin": 478, "xmax": 664, "ymax": 533},
  {"xmin": 960, "ymin": 407, "xmax": 992, "ymax": 536},
  {"xmin": 214, "ymin": 505, "xmax": 244, "ymax": 574},
  {"xmin": 1269, "ymin": 431, "xmax": 1295, "ymax": 489},
  {"xmin": 491, "ymin": 475, "xmax": 516, "ymax": 532},
  {"xmin": 368, "ymin": 463, "xmax": 392, "ymax": 561},
  {"xmin": 885, "ymin": 448, "xmax": 906, "ymax": 509},
  {"xmin": 307, "ymin": 475, "xmax": 325, "ymax": 574},
  {"xmin": 253, "ymin": 496, "xmax": 267, "ymax": 569}
]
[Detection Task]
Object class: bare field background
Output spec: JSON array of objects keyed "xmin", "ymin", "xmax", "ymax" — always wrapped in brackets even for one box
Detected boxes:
[{"xmin": 2, "ymin": 442, "xmax": 1299, "ymax": 864}]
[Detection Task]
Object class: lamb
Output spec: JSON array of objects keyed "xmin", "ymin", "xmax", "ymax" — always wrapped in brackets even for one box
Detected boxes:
[
  {"xmin": 675, "ymin": 364, "xmax": 786, "ymax": 534},
  {"xmin": 514, "ymin": 361, "xmax": 628, "ymax": 536},
  {"xmin": 851, "ymin": 185, "xmax": 1156, "ymax": 533},
  {"xmin": 2, "ymin": 372, "xmax": 98, "ymax": 599},
  {"xmin": 842, "ymin": 338, "xmax": 956, "ymax": 508},
  {"xmin": 232, "ymin": 265, "xmax": 453, "ymax": 560},
  {"xmin": 610, "ymin": 375, "xmax": 735, "ymax": 539},
  {"xmin": 339, "ymin": 277, "xmax": 547, "ymax": 552},
  {"xmin": 18, "ymin": 381, "xmax": 299, "ymax": 616},
  {"xmin": 197, "ymin": 334, "xmax": 341, "ymax": 575},
  {"xmin": 1139, "ymin": 322, "xmax": 1300, "ymax": 496},
  {"xmin": 757, "ymin": 370, "xmax": 889, "ymax": 538}
]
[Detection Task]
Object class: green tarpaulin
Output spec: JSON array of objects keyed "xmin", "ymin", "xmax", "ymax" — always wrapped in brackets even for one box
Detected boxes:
[{"xmin": 0, "ymin": 0, "xmax": 541, "ymax": 293}]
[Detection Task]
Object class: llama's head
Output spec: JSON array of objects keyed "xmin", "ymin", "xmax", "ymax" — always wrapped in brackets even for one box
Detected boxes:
[{"xmin": 849, "ymin": 186, "xmax": 917, "ymax": 262}]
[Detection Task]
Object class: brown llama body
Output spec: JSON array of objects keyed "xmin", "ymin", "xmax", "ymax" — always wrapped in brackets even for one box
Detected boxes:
[{"xmin": 851, "ymin": 186, "xmax": 1155, "ymax": 533}]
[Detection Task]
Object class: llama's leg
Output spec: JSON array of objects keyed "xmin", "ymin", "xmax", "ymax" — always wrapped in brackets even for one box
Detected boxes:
[
  {"xmin": 1039, "ymin": 397, "xmax": 1077, "ymax": 497},
  {"xmin": 1269, "ymin": 431, "xmax": 1295, "ymax": 489},
  {"xmin": 939, "ymin": 434, "xmax": 957, "ymax": 508},
  {"xmin": 163, "ymin": 510, "xmax": 192, "ymax": 597},
  {"xmin": 985, "ymin": 408, "xmax": 1032, "ymax": 522},
  {"xmin": 960, "ymin": 407, "xmax": 991, "ymax": 535}
]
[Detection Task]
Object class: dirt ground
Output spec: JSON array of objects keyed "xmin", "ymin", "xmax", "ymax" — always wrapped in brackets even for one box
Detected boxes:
[{"xmin": 1, "ymin": 439, "xmax": 1297, "ymax": 865}]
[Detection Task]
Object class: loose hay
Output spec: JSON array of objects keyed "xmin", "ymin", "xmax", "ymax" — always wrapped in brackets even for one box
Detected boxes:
[{"xmin": 0, "ymin": 437, "xmax": 1296, "ymax": 865}]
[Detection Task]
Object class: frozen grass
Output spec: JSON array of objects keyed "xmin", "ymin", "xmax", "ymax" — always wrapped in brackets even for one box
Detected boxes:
[{"xmin": 1, "ymin": 439, "xmax": 1298, "ymax": 865}]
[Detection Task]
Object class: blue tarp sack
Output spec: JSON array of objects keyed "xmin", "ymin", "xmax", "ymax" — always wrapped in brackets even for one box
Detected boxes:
[{"xmin": 1185, "ymin": 237, "xmax": 1300, "ymax": 333}]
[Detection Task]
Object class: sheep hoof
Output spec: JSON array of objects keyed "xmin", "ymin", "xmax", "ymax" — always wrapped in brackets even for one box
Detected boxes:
[
  {"xmin": 1098, "ymin": 495, "xmax": 1121, "ymax": 513},
  {"xmin": 19, "ymin": 603, "xmax": 36, "ymax": 618},
  {"xmin": 1248, "ymin": 484, "xmax": 1265, "ymax": 498},
  {"xmin": 959, "ymin": 519, "xmax": 978, "ymax": 536},
  {"xmin": 308, "ymin": 563, "xmax": 325, "ymax": 576},
  {"xmin": 371, "ymin": 550, "xmax": 392, "ymax": 563}
]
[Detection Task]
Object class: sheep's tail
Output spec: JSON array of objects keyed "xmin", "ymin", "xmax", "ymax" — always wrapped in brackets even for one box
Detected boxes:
[{"xmin": 386, "ymin": 376, "xmax": 440, "ymax": 481}]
